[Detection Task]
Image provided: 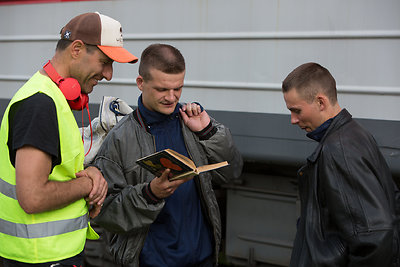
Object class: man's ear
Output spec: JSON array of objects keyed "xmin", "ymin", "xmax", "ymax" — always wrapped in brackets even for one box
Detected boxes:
[
  {"xmin": 315, "ymin": 94, "xmax": 329, "ymax": 111},
  {"xmin": 70, "ymin": 40, "xmax": 85, "ymax": 59},
  {"xmin": 136, "ymin": 76, "xmax": 144, "ymax": 91}
]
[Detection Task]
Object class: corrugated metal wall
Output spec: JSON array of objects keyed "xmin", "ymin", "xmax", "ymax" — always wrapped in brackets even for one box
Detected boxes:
[{"xmin": 0, "ymin": 0, "xmax": 399, "ymax": 120}]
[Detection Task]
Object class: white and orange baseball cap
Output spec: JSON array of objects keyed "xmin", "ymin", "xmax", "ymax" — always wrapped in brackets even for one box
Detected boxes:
[{"xmin": 60, "ymin": 12, "xmax": 138, "ymax": 63}]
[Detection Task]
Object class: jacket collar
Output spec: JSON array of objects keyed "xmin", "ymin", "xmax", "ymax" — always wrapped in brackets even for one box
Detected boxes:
[
  {"xmin": 306, "ymin": 117, "xmax": 334, "ymax": 142},
  {"xmin": 133, "ymin": 95, "xmax": 182, "ymax": 132},
  {"xmin": 307, "ymin": 108, "xmax": 352, "ymax": 163}
]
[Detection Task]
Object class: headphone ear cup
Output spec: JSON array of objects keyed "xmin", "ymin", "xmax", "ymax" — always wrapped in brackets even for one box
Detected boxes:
[
  {"xmin": 68, "ymin": 93, "xmax": 89, "ymax": 111},
  {"xmin": 58, "ymin": 77, "xmax": 88, "ymax": 110},
  {"xmin": 58, "ymin": 78, "xmax": 81, "ymax": 101}
]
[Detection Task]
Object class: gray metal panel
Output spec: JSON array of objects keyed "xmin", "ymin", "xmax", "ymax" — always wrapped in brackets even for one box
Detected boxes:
[
  {"xmin": 224, "ymin": 173, "xmax": 298, "ymax": 266},
  {"xmin": 207, "ymin": 110, "xmax": 400, "ymax": 178}
]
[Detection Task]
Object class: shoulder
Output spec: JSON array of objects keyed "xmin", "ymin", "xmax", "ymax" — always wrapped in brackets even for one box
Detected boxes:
[
  {"xmin": 325, "ymin": 118, "xmax": 375, "ymax": 150},
  {"xmin": 16, "ymin": 92, "xmax": 56, "ymax": 113},
  {"xmin": 113, "ymin": 112, "xmax": 140, "ymax": 133},
  {"xmin": 25, "ymin": 92, "xmax": 54, "ymax": 104},
  {"xmin": 10, "ymin": 92, "xmax": 56, "ymax": 119},
  {"xmin": 321, "ymin": 118, "xmax": 381, "ymax": 169},
  {"xmin": 103, "ymin": 112, "xmax": 143, "ymax": 142}
]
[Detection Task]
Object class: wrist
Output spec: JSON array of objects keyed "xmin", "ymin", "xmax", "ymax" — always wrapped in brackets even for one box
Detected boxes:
[
  {"xmin": 142, "ymin": 181, "xmax": 163, "ymax": 204},
  {"xmin": 78, "ymin": 176, "xmax": 93, "ymax": 196},
  {"xmin": 195, "ymin": 120, "xmax": 217, "ymax": 140}
]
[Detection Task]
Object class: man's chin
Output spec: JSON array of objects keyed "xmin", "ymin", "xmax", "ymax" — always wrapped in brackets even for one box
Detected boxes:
[
  {"xmin": 81, "ymin": 86, "xmax": 94, "ymax": 95},
  {"xmin": 159, "ymin": 105, "xmax": 176, "ymax": 114},
  {"xmin": 299, "ymin": 126, "xmax": 312, "ymax": 132}
]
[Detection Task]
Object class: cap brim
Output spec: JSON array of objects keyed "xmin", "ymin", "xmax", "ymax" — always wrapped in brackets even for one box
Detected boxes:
[{"xmin": 98, "ymin": 46, "xmax": 138, "ymax": 63}]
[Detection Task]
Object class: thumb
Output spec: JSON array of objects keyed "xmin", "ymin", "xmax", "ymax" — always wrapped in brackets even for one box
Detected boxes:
[
  {"xmin": 159, "ymin": 169, "xmax": 171, "ymax": 181},
  {"xmin": 75, "ymin": 170, "xmax": 87, "ymax": 178}
]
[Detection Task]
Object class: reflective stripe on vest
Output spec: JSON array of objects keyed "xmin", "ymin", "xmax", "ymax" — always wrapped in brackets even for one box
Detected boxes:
[
  {"xmin": 0, "ymin": 214, "xmax": 88, "ymax": 239},
  {"xmin": 0, "ymin": 177, "xmax": 16, "ymax": 199},
  {"xmin": 0, "ymin": 180, "xmax": 88, "ymax": 238}
]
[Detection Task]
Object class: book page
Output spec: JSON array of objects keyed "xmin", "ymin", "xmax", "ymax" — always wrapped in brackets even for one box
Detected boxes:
[
  {"xmin": 165, "ymin": 149, "xmax": 196, "ymax": 170},
  {"xmin": 196, "ymin": 161, "xmax": 229, "ymax": 173}
]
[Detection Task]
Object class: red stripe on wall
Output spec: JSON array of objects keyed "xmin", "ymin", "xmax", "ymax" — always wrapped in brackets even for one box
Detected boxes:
[{"xmin": 0, "ymin": 0, "xmax": 98, "ymax": 5}]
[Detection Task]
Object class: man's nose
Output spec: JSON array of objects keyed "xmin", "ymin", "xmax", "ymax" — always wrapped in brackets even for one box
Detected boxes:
[
  {"xmin": 102, "ymin": 63, "xmax": 113, "ymax": 81},
  {"xmin": 165, "ymin": 90, "xmax": 175, "ymax": 101},
  {"xmin": 291, "ymin": 114, "xmax": 299, "ymax": 124}
]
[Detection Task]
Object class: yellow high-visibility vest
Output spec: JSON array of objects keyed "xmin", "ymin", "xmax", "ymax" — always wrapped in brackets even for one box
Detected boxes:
[{"xmin": 0, "ymin": 71, "xmax": 98, "ymax": 263}]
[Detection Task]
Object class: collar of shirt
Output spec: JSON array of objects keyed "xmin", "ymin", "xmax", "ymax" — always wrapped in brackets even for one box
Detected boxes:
[
  {"xmin": 137, "ymin": 95, "xmax": 181, "ymax": 126},
  {"xmin": 306, "ymin": 117, "xmax": 334, "ymax": 142}
]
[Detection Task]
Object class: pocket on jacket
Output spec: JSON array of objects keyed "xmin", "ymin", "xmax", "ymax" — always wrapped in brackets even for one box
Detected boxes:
[{"xmin": 309, "ymin": 233, "xmax": 348, "ymax": 266}]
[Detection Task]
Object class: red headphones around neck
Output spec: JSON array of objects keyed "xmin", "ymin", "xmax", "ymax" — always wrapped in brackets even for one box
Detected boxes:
[{"xmin": 43, "ymin": 60, "xmax": 89, "ymax": 110}]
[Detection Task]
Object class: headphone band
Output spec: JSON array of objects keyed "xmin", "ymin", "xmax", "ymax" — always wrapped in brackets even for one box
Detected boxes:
[{"xmin": 43, "ymin": 60, "xmax": 64, "ymax": 85}]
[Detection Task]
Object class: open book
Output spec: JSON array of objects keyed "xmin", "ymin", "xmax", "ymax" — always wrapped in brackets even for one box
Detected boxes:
[{"xmin": 136, "ymin": 149, "xmax": 229, "ymax": 181}]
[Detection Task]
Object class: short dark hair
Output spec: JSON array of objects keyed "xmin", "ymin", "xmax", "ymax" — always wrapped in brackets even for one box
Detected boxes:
[
  {"xmin": 282, "ymin": 62, "xmax": 337, "ymax": 104},
  {"xmin": 56, "ymin": 39, "xmax": 98, "ymax": 54},
  {"xmin": 138, "ymin": 43, "xmax": 185, "ymax": 81},
  {"xmin": 56, "ymin": 39, "xmax": 72, "ymax": 51}
]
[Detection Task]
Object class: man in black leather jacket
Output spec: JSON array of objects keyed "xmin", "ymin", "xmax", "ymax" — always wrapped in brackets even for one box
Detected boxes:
[{"xmin": 282, "ymin": 62, "xmax": 400, "ymax": 266}]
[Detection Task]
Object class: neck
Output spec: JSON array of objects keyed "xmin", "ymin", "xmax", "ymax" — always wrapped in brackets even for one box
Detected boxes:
[
  {"xmin": 329, "ymin": 103, "xmax": 342, "ymax": 118},
  {"xmin": 322, "ymin": 102, "xmax": 341, "ymax": 122},
  {"xmin": 49, "ymin": 54, "xmax": 70, "ymax": 78}
]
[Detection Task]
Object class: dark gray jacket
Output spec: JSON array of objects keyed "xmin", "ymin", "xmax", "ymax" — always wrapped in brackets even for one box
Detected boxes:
[
  {"xmin": 93, "ymin": 110, "xmax": 243, "ymax": 266},
  {"xmin": 290, "ymin": 109, "xmax": 400, "ymax": 267}
]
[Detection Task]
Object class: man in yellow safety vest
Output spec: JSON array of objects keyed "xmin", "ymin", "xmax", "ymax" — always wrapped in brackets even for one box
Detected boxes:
[{"xmin": 0, "ymin": 12, "xmax": 137, "ymax": 267}]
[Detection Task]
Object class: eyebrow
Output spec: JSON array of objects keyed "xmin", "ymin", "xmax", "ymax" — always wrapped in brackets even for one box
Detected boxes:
[
  {"xmin": 154, "ymin": 85, "xmax": 183, "ymax": 91},
  {"xmin": 288, "ymin": 107, "xmax": 301, "ymax": 112}
]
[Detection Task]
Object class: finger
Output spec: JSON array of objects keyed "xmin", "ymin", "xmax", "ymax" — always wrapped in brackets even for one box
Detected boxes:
[
  {"xmin": 176, "ymin": 174, "xmax": 196, "ymax": 183},
  {"xmin": 185, "ymin": 103, "xmax": 193, "ymax": 117},
  {"xmin": 91, "ymin": 180, "xmax": 107, "ymax": 204},
  {"xmin": 192, "ymin": 103, "xmax": 201, "ymax": 116},
  {"xmin": 179, "ymin": 108, "xmax": 189, "ymax": 123},
  {"xmin": 89, "ymin": 188, "xmax": 105, "ymax": 206},
  {"xmin": 88, "ymin": 177, "xmax": 100, "ymax": 200},
  {"xmin": 88, "ymin": 177, "xmax": 105, "ymax": 204},
  {"xmin": 83, "ymin": 166, "xmax": 101, "ymax": 199},
  {"xmin": 97, "ymin": 183, "xmax": 108, "ymax": 205},
  {"xmin": 189, "ymin": 103, "xmax": 196, "ymax": 116},
  {"xmin": 168, "ymin": 188, "xmax": 175, "ymax": 196},
  {"xmin": 167, "ymin": 177, "xmax": 190, "ymax": 191},
  {"xmin": 196, "ymin": 104, "xmax": 201, "ymax": 115},
  {"xmin": 88, "ymin": 193, "xmax": 100, "ymax": 205},
  {"xmin": 89, "ymin": 204, "xmax": 102, "ymax": 218}
]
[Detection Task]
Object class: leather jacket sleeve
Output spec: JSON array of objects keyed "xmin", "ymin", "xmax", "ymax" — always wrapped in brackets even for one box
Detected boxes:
[{"xmin": 319, "ymin": 139, "xmax": 395, "ymax": 267}]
